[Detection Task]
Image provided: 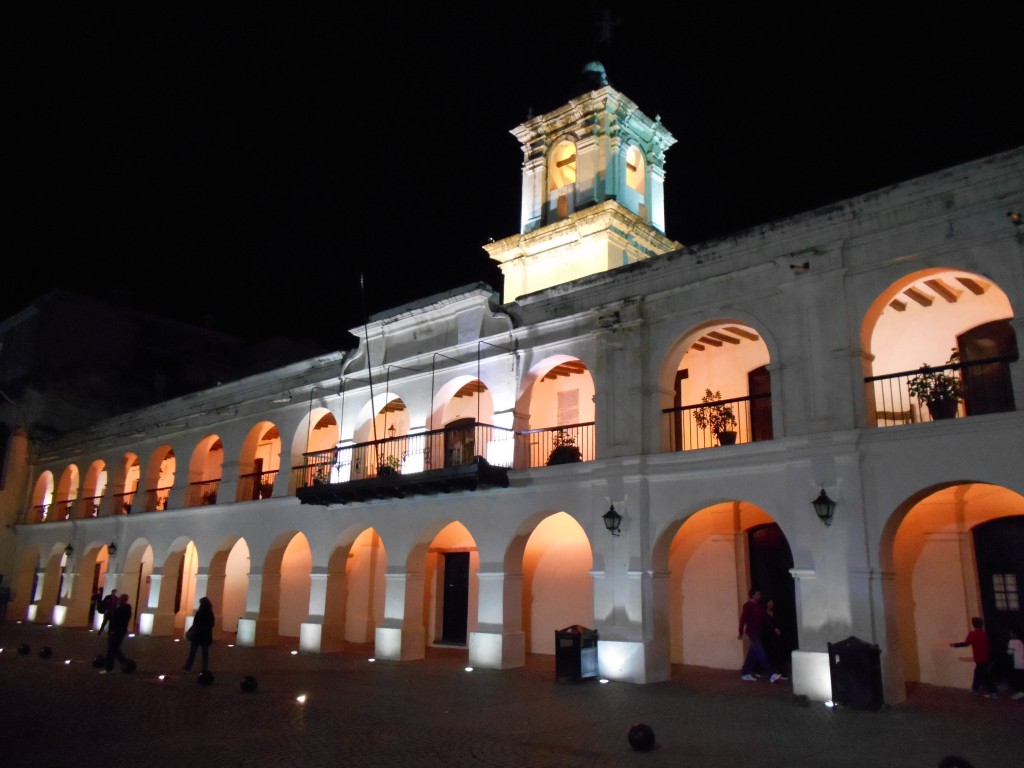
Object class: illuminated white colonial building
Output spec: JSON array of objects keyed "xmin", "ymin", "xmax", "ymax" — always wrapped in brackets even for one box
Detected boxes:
[{"xmin": 2, "ymin": 64, "xmax": 1022, "ymax": 704}]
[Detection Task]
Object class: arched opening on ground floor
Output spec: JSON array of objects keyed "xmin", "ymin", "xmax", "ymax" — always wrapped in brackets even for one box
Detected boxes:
[
  {"xmin": 206, "ymin": 537, "xmax": 250, "ymax": 640},
  {"xmin": 661, "ymin": 501, "xmax": 796, "ymax": 674},
  {"xmin": 522, "ymin": 511, "xmax": 593, "ymax": 654},
  {"xmin": 885, "ymin": 483, "xmax": 1024, "ymax": 691}
]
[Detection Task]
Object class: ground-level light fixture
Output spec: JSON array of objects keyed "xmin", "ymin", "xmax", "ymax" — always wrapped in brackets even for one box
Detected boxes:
[
  {"xmin": 812, "ymin": 489, "xmax": 837, "ymax": 526},
  {"xmin": 603, "ymin": 504, "xmax": 622, "ymax": 536}
]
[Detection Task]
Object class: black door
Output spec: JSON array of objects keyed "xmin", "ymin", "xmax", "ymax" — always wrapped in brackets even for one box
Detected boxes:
[
  {"xmin": 748, "ymin": 524, "xmax": 797, "ymax": 653},
  {"xmin": 973, "ymin": 516, "xmax": 1024, "ymax": 684},
  {"xmin": 748, "ymin": 365, "xmax": 773, "ymax": 442},
  {"xmin": 440, "ymin": 552, "xmax": 469, "ymax": 645},
  {"xmin": 958, "ymin": 319, "xmax": 1018, "ymax": 416}
]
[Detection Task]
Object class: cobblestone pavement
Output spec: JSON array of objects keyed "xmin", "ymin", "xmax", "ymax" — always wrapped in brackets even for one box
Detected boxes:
[{"xmin": 1, "ymin": 621, "xmax": 1019, "ymax": 768}]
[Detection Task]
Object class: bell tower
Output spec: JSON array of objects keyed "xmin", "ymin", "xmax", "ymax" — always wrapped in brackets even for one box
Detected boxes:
[{"xmin": 485, "ymin": 62, "xmax": 681, "ymax": 303}]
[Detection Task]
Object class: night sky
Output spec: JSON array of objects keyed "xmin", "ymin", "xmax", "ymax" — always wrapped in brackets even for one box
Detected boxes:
[{"xmin": 9, "ymin": 5, "xmax": 1024, "ymax": 349}]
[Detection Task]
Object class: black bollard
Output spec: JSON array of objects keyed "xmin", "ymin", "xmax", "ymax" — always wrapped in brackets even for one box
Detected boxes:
[
  {"xmin": 240, "ymin": 675, "xmax": 258, "ymax": 693},
  {"xmin": 198, "ymin": 670, "xmax": 215, "ymax": 686},
  {"xmin": 628, "ymin": 723, "xmax": 656, "ymax": 752}
]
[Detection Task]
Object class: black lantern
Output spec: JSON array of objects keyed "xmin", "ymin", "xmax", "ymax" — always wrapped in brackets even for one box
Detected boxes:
[
  {"xmin": 108, "ymin": 541, "xmax": 118, "ymax": 556},
  {"xmin": 812, "ymin": 489, "xmax": 836, "ymax": 526},
  {"xmin": 603, "ymin": 504, "xmax": 622, "ymax": 536},
  {"xmin": 64, "ymin": 543, "xmax": 74, "ymax": 557}
]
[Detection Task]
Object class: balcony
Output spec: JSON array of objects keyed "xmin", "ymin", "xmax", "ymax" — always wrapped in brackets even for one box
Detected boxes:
[
  {"xmin": 294, "ymin": 423, "xmax": 513, "ymax": 505},
  {"xmin": 238, "ymin": 470, "xmax": 278, "ymax": 502},
  {"xmin": 144, "ymin": 486, "xmax": 172, "ymax": 512},
  {"xmin": 517, "ymin": 422, "xmax": 595, "ymax": 467},
  {"xmin": 866, "ymin": 355, "xmax": 1016, "ymax": 427},
  {"xmin": 663, "ymin": 393, "xmax": 773, "ymax": 451},
  {"xmin": 187, "ymin": 479, "xmax": 221, "ymax": 507}
]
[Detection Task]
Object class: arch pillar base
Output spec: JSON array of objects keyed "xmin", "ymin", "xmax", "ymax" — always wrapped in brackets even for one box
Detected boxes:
[
  {"xmin": 298, "ymin": 620, "xmax": 346, "ymax": 653},
  {"xmin": 374, "ymin": 625, "xmax": 425, "ymax": 661},
  {"xmin": 468, "ymin": 630, "xmax": 525, "ymax": 669},
  {"xmin": 597, "ymin": 639, "xmax": 670, "ymax": 683}
]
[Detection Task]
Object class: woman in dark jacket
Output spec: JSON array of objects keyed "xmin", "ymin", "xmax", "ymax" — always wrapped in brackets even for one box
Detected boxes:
[{"xmin": 183, "ymin": 596, "xmax": 215, "ymax": 673}]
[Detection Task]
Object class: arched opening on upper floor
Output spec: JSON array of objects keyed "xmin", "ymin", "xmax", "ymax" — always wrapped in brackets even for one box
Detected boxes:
[
  {"xmin": 237, "ymin": 422, "xmax": 280, "ymax": 502},
  {"xmin": 81, "ymin": 460, "xmax": 107, "ymax": 518},
  {"xmin": 53, "ymin": 464, "xmax": 80, "ymax": 521},
  {"xmin": 142, "ymin": 446, "xmax": 175, "ymax": 512},
  {"xmin": 430, "ymin": 378, "xmax": 503, "ymax": 470},
  {"xmin": 349, "ymin": 395, "xmax": 410, "ymax": 478},
  {"xmin": 288, "ymin": 407, "xmax": 340, "ymax": 490},
  {"xmin": 515, "ymin": 356, "xmax": 596, "ymax": 469},
  {"xmin": 880, "ymin": 482, "xmax": 1024, "ymax": 697},
  {"xmin": 660, "ymin": 321, "xmax": 772, "ymax": 451},
  {"xmin": 654, "ymin": 501, "xmax": 795, "ymax": 678},
  {"xmin": 187, "ymin": 435, "xmax": 223, "ymax": 507},
  {"xmin": 28, "ymin": 470, "xmax": 54, "ymax": 523},
  {"xmin": 114, "ymin": 452, "xmax": 141, "ymax": 515},
  {"xmin": 862, "ymin": 269, "xmax": 1017, "ymax": 426}
]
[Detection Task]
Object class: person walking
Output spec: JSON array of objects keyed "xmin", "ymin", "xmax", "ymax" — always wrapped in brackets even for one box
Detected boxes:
[
  {"xmin": 97, "ymin": 589, "xmax": 117, "ymax": 635},
  {"xmin": 950, "ymin": 616, "xmax": 996, "ymax": 698},
  {"xmin": 738, "ymin": 588, "xmax": 784, "ymax": 683},
  {"xmin": 763, "ymin": 598, "xmax": 790, "ymax": 679},
  {"xmin": 101, "ymin": 593, "xmax": 133, "ymax": 673},
  {"xmin": 183, "ymin": 596, "xmax": 215, "ymax": 674}
]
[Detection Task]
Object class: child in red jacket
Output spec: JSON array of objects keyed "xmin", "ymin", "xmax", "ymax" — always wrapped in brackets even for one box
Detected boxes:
[{"xmin": 950, "ymin": 617, "xmax": 996, "ymax": 698}]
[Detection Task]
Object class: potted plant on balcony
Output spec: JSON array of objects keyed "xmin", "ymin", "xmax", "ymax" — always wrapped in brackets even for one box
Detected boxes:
[
  {"xmin": 907, "ymin": 348, "xmax": 964, "ymax": 420},
  {"xmin": 546, "ymin": 430, "xmax": 583, "ymax": 465},
  {"xmin": 378, "ymin": 454, "xmax": 402, "ymax": 477},
  {"xmin": 693, "ymin": 388, "xmax": 738, "ymax": 445}
]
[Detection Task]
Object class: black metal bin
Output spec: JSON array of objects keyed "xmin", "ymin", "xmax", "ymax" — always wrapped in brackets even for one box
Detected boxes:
[
  {"xmin": 827, "ymin": 635, "xmax": 884, "ymax": 710},
  {"xmin": 555, "ymin": 624, "xmax": 599, "ymax": 681}
]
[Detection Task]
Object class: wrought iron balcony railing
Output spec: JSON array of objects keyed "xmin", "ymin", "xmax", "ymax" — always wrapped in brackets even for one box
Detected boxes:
[
  {"xmin": 187, "ymin": 478, "xmax": 222, "ymax": 507},
  {"xmin": 238, "ymin": 470, "xmax": 278, "ymax": 501},
  {"xmin": 663, "ymin": 393, "xmax": 773, "ymax": 451},
  {"xmin": 517, "ymin": 422, "xmax": 595, "ymax": 467},
  {"xmin": 865, "ymin": 355, "xmax": 1016, "ymax": 426},
  {"xmin": 293, "ymin": 422, "xmax": 515, "ymax": 489},
  {"xmin": 144, "ymin": 486, "xmax": 173, "ymax": 512}
]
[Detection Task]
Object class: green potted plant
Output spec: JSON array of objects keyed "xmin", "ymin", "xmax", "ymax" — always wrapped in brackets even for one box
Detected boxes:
[
  {"xmin": 693, "ymin": 388, "xmax": 738, "ymax": 445},
  {"xmin": 378, "ymin": 454, "xmax": 402, "ymax": 477},
  {"xmin": 546, "ymin": 430, "xmax": 583, "ymax": 465},
  {"xmin": 907, "ymin": 348, "xmax": 964, "ymax": 420}
]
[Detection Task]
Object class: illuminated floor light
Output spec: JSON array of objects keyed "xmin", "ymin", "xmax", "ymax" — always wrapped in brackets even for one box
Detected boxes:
[
  {"xmin": 824, "ymin": 700, "xmax": 835, "ymax": 708},
  {"xmin": 158, "ymin": 674, "xmax": 166, "ymax": 680},
  {"xmin": 368, "ymin": 658, "xmax": 376, "ymax": 663},
  {"xmin": 173, "ymin": 638, "xmax": 181, "ymax": 643},
  {"xmin": 464, "ymin": 666, "xmax": 474, "ymax": 673},
  {"xmin": 64, "ymin": 659, "xmax": 72, "ymax": 665},
  {"xmin": 290, "ymin": 650, "xmax": 298, "ymax": 656},
  {"xmin": 227, "ymin": 644, "xmax": 234, "ymax": 648},
  {"xmin": 599, "ymin": 678, "xmax": 609, "ymax": 684},
  {"xmin": 296, "ymin": 694, "xmax": 307, "ymax": 704}
]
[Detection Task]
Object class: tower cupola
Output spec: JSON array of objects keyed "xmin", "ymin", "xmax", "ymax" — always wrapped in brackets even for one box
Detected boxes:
[{"xmin": 485, "ymin": 63, "xmax": 681, "ymax": 302}]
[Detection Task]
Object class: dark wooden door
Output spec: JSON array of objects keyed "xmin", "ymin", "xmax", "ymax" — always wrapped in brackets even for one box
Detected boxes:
[
  {"xmin": 973, "ymin": 516, "xmax": 1024, "ymax": 684},
  {"xmin": 747, "ymin": 523, "xmax": 797, "ymax": 652},
  {"xmin": 441, "ymin": 552, "xmax": 470, "ymax": 645},
  {"xmin": 748, "ymin": 365, "xmax": 773, "ymax": 442},
  {"xmin": 958, "ymin": 319, "xmax": 1018, "ymax": 416}
]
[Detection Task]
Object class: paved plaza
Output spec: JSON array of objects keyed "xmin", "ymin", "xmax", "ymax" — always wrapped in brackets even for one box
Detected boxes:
[{"xmin": 1, "ymin": 621, "xmax": 1019, "ymax": 768}]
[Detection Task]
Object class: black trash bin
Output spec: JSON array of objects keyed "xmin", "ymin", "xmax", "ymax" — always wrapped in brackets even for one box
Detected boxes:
[
  {"xmin": 827, "ymin": 635, "xmax": 884, "ymax": 710},
  {"xmin": 555, "ymin": 625, "xmax": 599, "ymax": 681}
]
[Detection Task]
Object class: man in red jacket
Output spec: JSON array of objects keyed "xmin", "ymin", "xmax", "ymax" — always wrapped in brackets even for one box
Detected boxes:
[{"xmin": 738, "ymin": 588, "xmax": 785, "ymax": 683}]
